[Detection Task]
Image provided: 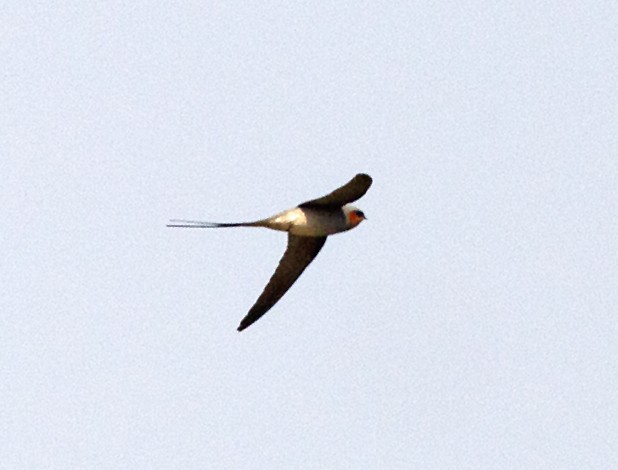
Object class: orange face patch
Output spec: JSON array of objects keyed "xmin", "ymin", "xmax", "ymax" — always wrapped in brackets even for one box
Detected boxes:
[{"xmin": 348, "ymin": 211, "xmax": 362, "ymax": 225}]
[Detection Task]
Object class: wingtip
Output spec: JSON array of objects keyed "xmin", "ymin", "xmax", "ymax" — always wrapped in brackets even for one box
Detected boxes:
[{"xmin": 356, "ymin": 173, "xmax": 372, "ymax": 183}]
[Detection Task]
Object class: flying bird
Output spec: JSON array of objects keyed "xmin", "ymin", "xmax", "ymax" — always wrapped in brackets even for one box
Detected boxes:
[{"xmin": 168, "ymin": 173, "xmax": 372, "ymax": 332}]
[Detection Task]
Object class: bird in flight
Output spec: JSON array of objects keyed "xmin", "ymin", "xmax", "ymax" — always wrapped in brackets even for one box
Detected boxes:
[{"xmin": 168, "ymin": 173, "xmax": 372, "ymax": 332}]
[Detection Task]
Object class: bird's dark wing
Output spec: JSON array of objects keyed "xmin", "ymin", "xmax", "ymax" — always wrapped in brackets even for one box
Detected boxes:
[
  {"xmin": 298, "ymin": 173, "xmax": 372, "ymax": 208},
  {"xmin": 237, "ymin": 234, "xmax": 327, "ymax": 331}
]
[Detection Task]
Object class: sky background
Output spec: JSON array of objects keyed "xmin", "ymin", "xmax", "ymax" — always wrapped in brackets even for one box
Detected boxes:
[{"xmin": 2, "ymin": 1, "xmax": 617, "ymax": 468}]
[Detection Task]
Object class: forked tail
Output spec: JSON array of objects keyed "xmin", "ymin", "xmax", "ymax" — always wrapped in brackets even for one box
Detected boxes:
[{"xmin": 166, "ymin": 219, "xmax": 264, "ymax": 228}]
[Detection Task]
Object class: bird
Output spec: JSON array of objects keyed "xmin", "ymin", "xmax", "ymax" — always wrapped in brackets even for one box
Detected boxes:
[{"xmin": 167, "ymin": 173, "xmax": 372, "ymax": 332}]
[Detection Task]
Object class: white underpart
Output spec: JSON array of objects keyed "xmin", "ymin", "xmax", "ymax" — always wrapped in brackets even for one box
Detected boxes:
[{"xmin": 265, "ymin": 206, "xmax": 356, "ymax": 237}]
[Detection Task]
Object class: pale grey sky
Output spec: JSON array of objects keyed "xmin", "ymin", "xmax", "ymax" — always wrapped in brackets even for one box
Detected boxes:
[{"xmin": 2, "ymin": 1, "xmax": 617, "ymax": 468}]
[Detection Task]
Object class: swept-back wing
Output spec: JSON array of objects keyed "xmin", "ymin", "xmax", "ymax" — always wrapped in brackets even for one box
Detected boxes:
[
  {"xmin": 299, "ymin": 173, "xmax": 372, "ymax": 208},
  {"xmin": 237, "ymin": 234, "xmax": 327, "ymax": 331}
]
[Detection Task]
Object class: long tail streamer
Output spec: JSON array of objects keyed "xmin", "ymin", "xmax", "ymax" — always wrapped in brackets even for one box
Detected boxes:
[{"xmin": 166, "ymin": 219, "xmax": 246, "ymax": 228}]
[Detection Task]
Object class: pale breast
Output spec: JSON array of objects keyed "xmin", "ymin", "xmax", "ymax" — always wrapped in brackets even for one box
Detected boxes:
[{"xmin": 289, "ymin": 207, "xmax": 348, "ymax": 236}]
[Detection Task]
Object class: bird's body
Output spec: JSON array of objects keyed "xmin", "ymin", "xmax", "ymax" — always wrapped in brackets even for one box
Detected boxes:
[{"xmin": 168, "ymin": 173, "xmax": 372, "ymax": 331}]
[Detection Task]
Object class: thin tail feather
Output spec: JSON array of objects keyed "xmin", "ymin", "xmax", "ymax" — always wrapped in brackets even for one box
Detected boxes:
[{"xmin": 166, "ymin": 219, "xmax": 260, "ymax": 228}]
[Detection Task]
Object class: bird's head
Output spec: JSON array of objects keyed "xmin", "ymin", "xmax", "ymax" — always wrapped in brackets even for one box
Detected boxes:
[{"xmin": 343, "ymin": 205, "xmax": 367, "ymax": 227}]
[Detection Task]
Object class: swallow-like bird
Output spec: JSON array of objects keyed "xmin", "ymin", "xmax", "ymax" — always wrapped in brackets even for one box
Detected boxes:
[{"xmin": 168, "ymin": 173, "xmax": 372, "ymax": 331}]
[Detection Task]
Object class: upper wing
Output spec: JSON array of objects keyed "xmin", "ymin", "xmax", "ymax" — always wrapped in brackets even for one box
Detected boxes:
[
  {"xmin": 298, "ymin": 173, "xmax": 372, "ymax": 208},
  {"xmin": 237, "ymin": 234, "xmax": 327, "ymax": 331}
]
